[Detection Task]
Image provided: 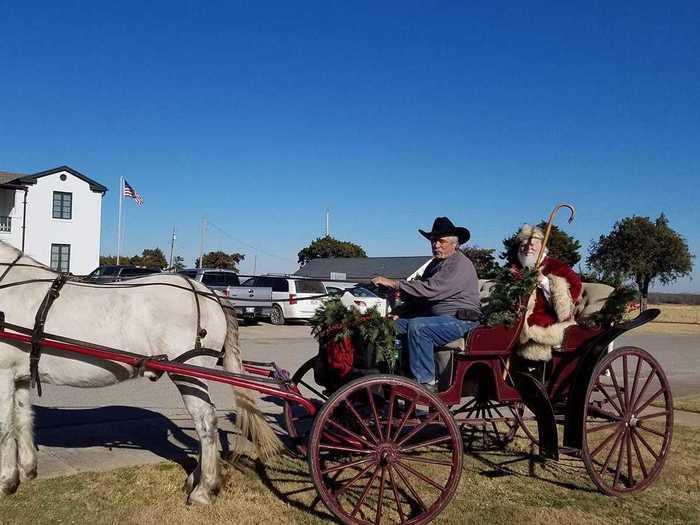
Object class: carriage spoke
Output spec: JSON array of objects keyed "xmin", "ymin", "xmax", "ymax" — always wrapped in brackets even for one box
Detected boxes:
[
  {"xmin": 400, "ymin": 434, "xmax": 452, "ymax": 453},
  {"xmin": 385, "ymin": 390, "xmax": 396, "ymax": 441},
  {"xmin": 322, "ymin": 456, "xmax": 375, "ymax": 475},
  {"xmin": 391, "ymin": 398, "xmax": 417, "ymax": 441},
  {"xmin": 395, "ymin": 460, "xmax": 446, "ymax": 492},
  {"xmin": 632, "ymin": 428, "xmax": 660, "ymax": 460},
  {"xmin": 374, "ymin": 466, "xmax": 386, "ymax": 525},
  {"xmin": 626, "ymin": 431, "xmax": 634, "ymax": 486},
  {"xmin": 399, "ymin": 455, "xmax": 454, "ymax": 467},
  {"xmin": 630, "ymin": 431, "xmax": 649, "ymax": 478},
  {"xmin": 587, "ymin": 421, "xmax": 620, "ymax": 434},
  {"xmin": 633, "ymin": 388, "xmax": 665, "ymax": 415},
  {"xmin": 629, "ymin": 356, "xmax": 643, "ymax": 406},
  {"xmin": 396, "ymin": 411, "xmax": 440, "ymax": 448},
  {"xmin": 636, "ymin": 423, "xmax": 667, "ymax": 438},
  {"xmin": 343, "ymin": 399, "xmax": 379, "ymax": 444},
  {"xmin": 636, "ymin": 410, "xmax": 671, "ymax": 422},
  {"xmin": 630, "ymin": 370, "xmax": 655, "ymax": 414},
  {"xmin": 350, "ymin": 466, "xmax": 381, "ymax": 518},
  {"xmin": 327, "ymin": 416, "xmax": 374, "ymax": 447},
  {"xmin": 336, "ymin": 461, "xmax": 377, "ymax": 496},
  {"xmin": 589, "ymin": 422, "xmax": 622, "ymax": 457},
  {"xmin": 319, "ymin": 443, "xmax": 374, "ymax": 454},
  {"xmin": 391, "ymin": 463, "xmax": 428, "ymax": 513},
  {"xmin": 595, "ymin": 380, "xmax": 623, "ymax": 416},
  {"xmin": 452, "ymin": 397, "xmax": 478, "ymax": 415},
  {"xmin": 598, "ymin": 427, "xmax": 624, "ymax": 475},
  {"xmin": 387, "ymin": 464, "xmax": 407, "ymax": 523},
  {"xmin": 623, "ymin": 355, "xmax": 630, "ymax": 410},
  {"xmin": 366, "ymin": 386, "xmax": 384, "ymax": 441},
  {"xmin": 612, "ymin": 431, "xmax": 627, "ymax": 488},
  {"xmin": 606, "ymin": 365, "xmax": 627, "ymax": 413}
]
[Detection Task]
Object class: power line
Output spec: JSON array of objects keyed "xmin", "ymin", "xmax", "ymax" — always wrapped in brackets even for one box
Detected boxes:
[{"xmin": 206, "ymin": 221, "xmax": 297, "ymax": 264}]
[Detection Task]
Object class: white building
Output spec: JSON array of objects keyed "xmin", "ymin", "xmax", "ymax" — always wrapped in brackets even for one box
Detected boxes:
[{"xmin": 0, "ymin": 166, "xmax": 107, "ymax": 274}]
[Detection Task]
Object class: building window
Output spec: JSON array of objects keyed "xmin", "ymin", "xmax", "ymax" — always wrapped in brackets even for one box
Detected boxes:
[
  {"xmin": 52, "ymin": 192, "xmax": 72, "ymax": 219},
  {"xmin": 50, "ymin": 244, "xmax": 70, "ymax": 273}
]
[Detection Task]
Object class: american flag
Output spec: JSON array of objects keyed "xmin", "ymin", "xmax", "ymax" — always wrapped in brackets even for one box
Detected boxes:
[{"xmin": 123, "ymin": 179, "xmax": 144, "ymax": 206}]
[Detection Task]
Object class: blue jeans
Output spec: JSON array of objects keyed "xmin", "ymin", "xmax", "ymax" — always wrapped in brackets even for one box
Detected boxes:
[{"xmin": 395, "ymin": 316, "xmax": 479, "ymax": 384}]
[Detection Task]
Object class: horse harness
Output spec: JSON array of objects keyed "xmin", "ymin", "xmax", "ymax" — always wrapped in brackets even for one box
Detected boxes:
[{"xmin": 0, "ymin": 253, "xmax": 223, "ymax": 396}]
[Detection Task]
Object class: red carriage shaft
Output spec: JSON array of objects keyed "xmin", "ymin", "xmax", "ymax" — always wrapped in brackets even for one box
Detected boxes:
[{"xmin": 0, "ymin": 328, "xmax": 317, "ymax": 419}]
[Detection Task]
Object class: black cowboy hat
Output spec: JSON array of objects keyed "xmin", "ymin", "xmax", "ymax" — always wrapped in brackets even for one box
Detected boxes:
[{"xmin": 419, "ymin": 217, "xmax": 470, "ymax": 245}]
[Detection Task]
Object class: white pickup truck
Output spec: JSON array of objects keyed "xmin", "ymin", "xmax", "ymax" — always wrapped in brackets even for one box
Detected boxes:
[{"xmin": 177, "ymin": 269, "xmax": 273, "ymax": 322}]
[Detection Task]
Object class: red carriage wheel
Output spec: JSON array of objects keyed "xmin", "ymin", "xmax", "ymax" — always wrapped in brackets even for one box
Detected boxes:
[
  {"xmin": 582, "ymin": 347, "xmax": 673, "ymax": 495},
  {"xmin": 283, "ymin": 356, "xmax": 327, "ymax": 455},
  {"xmin": 308, "ymin": 375, "xmax": 463, "ymax": 525}
]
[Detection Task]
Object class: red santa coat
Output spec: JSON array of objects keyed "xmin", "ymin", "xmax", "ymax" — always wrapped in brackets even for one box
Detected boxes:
[{"xmin": 516, "ymin": 257, "xmax": 583, "ymax": 361}]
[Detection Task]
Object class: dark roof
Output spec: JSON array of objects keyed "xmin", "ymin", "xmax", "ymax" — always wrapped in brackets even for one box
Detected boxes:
[
  {"xmin": 0, "ymin": 166, "xmax": 107, "ymax": 193},
  {"xmin": 294, "ymin": 256, "xmax": 432, "ymax": 281},
  {"xmin": 0, "ymin": 171, "xmax": 30, "ymax": 185}
]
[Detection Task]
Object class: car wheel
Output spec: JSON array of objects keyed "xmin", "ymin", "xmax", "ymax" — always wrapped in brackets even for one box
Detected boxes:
[{"xmin": 270, "ymin": 305, "xmax": 285, "ymax": 325}]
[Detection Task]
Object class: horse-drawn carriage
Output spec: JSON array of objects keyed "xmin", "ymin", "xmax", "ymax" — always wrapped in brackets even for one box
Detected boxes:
[
  {"xmin": 0, "ymin": 203, "xmax": 673, "ymax": 525},
  {"xmin": 282, "ymin": 295, "xmax": 672, "ymax": 524}
]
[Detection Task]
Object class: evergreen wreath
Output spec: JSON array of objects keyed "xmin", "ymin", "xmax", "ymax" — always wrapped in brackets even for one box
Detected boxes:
[
  {"xmin": 310, "ymin": 298, "xmax": 399, "ymax": 371},
  {"xmin": 584, "ymin": 285, "xmax": 638, "ymax": 328},
  {"xmin": 482, "ymin": 266, "xmax": 538, "ymax": 326}
]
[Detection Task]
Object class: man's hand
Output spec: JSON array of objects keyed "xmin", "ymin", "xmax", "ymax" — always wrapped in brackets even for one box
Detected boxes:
[{"xmin": 372, "ymin": 276, "xmax": 399, "ymax": 289}]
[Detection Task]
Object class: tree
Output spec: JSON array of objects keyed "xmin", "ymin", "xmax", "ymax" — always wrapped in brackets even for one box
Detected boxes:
[
  {"xmin": 501, "ymin": 222, "xmax": 581, "ymax": 267},
  {"xmin": 137, "ymin": 248, "xmax": 168, "ymax": 269},
  {"xmin": 171, "ymin": 255, "xmax": 185, "ymax": 272},
  {"xmin": 195, "ymin": 251, "xmax": 245, "ymax": 271},
  {"xmin": 462, "ymin": 246, "xmax": 500, "ymax": 279},
  {"xmin": 587, "ymin": 214, "xmax": 694, "ymax": 310},
  {"xmin": 100, "ymin": 249, "xmax": 167, "ymax": 269},
  {"xmin": 298, "ymin": 236, "xmax": 367, "ymax": 266}
]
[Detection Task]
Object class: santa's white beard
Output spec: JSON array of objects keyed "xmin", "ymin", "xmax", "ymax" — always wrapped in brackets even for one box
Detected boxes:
[{"xmin": 518, "ymin": 250, "xmax": 546, "ymax": 269}]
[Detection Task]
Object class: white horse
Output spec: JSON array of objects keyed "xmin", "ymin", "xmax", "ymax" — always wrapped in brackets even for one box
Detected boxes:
[{"xmin": 0, "ymin": 241, "xmax": 283, "ymax": 504}]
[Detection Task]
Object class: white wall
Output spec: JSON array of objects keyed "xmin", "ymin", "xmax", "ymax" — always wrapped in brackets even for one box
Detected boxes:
[
  {"xmin": 0, "ymin": 189, "xmax": 25, "ymax": 250},
  {"xmin": 23, "ymin": 171, "xmax": 103, "ymax": 274}
]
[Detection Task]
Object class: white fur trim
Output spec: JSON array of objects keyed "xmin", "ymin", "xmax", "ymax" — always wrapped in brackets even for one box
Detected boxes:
[
  {"xmin": 518, "ymin": 341, "xmax": 553, "ymax": 361},
  {"xmin": 549, "ymin": 275, "xmax": 576, "ymax": 321}
]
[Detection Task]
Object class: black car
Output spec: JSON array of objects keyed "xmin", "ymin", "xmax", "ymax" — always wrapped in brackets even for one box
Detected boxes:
[{"xmin": 85, "ymin": 265, "xmax": 161, "ymax": 283}]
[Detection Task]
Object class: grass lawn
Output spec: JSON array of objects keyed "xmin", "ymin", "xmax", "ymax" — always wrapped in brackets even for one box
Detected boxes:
[{"xmin": 1, "ymin": 422, "xmax": 698, "ymax": 525}]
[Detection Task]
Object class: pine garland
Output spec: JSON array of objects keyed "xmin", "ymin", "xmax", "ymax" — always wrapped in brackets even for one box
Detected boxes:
[
  {"xmin": 482, "ymin": 266, "xmax": 538, "ymax": 326},
  {"xmin": 585, "ymin": 286, "xmax": 638, "ymax": 328},
  {"xmin": 310, "ymin": 298, "xmax": 399, "ymax": 370}
]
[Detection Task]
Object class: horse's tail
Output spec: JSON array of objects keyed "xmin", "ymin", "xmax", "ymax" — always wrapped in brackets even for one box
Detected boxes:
[{"xmin": 221, "ymin": 306, "xmax": 284, "ymax": 462}]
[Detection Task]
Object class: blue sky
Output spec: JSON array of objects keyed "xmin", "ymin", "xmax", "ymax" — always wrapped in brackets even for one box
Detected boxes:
[{"xmin": 1, "ymin": 2, "xmax": 698, "ymax": 290}]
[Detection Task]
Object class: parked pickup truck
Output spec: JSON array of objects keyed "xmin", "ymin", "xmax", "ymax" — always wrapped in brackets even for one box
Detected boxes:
[{"xmin": 178, "ymin": 268, "xmax": 272, "ymax": 322}]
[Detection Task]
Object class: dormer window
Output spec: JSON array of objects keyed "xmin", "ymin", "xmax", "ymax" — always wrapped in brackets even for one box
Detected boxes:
[{"xmin": 52, "ymin": 191, "xmax": 72, "ymax": 219}]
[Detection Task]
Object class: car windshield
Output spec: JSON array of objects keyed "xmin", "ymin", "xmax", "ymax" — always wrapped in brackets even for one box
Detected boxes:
[
  {"xmin": 294, "ymin": 279, "xmax": 326, "ymax": 294},
  {"xmin": 350, "ymin": 287, "xmax": 378, "ymax": 298}
]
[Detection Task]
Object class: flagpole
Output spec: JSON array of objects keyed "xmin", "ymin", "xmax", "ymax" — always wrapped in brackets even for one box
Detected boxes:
[
  {"xmin": 169, "ymin": 226, "xmax": 176, "ymax": 270},
  {"xmin": 117, "ymin": 176, "xmax": 123, "ymax": 264}
]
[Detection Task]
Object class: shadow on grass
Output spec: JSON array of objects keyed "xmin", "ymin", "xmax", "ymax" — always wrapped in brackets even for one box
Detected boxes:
[{"xmin": 34, "ymin": 405, "xmax": 235, "ymax": 475}]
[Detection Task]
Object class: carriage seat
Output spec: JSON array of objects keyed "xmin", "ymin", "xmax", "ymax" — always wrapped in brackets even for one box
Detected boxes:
[{"xmin": 438, "ymin": 281, "xmax": 615, "ymax": 352}]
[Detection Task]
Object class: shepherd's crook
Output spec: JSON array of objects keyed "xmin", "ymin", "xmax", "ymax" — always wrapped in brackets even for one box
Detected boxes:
[{"xmin": 535, "ymin": 203, "xmax": 576, "ymax": 268}]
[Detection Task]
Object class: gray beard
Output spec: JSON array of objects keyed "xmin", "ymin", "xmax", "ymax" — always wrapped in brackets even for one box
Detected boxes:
[{"xmin": 518, "ymin": 251, "xmax": 540, "ymax": 269}]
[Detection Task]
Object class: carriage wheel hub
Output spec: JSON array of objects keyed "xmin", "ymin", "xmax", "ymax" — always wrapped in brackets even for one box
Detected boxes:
[
  {"xmin": 377, "ymin": 444, "xmax": 397, "ymax": 466},
  {"xmin": 629, "ymin": 415, "xmax": 638, "ymax": 427}
]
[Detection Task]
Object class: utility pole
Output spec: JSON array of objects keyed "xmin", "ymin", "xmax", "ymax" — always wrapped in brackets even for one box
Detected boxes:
[
  {"xmin": 168, "ymin": 227, "xmax": 176, "ymax": 270},
  {"xmin": 325, "ymin": 209, "xmax": 330, "ymax": 237},
  {"xmin": 198, "ymin": 217, "xmax": 207, "ymax": 268}
]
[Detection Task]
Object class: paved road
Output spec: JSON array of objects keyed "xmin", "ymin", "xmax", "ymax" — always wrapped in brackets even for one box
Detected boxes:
[{"xmin": 29, "ymin": 322, "xmax": 699, "ymax": 479}]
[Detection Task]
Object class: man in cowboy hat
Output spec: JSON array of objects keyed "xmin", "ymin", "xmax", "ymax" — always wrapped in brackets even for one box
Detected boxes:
[
  {"xmin": 511, "ymin": 224, "xmax": 582, "ymax": 361},
  {"xmin": 372, "ymin": 217, "xmax": 481, "ymax": 391}
]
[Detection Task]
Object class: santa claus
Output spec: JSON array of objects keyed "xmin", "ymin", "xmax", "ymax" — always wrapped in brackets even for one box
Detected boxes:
[{"xmin": 512, "ymin": 224, "xmax": 582, "ymax": 361}]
